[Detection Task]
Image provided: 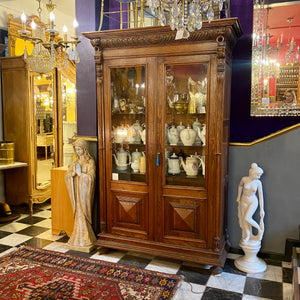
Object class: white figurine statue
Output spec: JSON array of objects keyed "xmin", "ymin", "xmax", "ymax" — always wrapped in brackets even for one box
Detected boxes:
[
  {"xmin": 234, "ymin": 163, "xmax": 267, "ymax": 273},
  {"xmin": 64, "ymin": 138, "xmax": 97, "ymax": 252}
]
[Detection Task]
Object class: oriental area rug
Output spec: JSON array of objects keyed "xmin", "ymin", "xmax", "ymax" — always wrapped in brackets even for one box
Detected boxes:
[{"xmin": 0, "ymin": 246, "xmax": 182, "ymax": 299}]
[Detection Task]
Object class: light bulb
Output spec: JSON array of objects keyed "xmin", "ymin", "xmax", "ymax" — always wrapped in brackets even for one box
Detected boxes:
[
  {"xmin": 73, "ymin": 19, "xmax": 78, "ymax": 36},
  {"xmin": 49, "ymin": 12, "xmax": 55, "ymax": 29},
  {"xmin": 31, "ymin": 20, "xmax": 36, "ymax": 30},
  {"xmin": 21, "ymin": 12, "xmax": 26, "ymax": 23},
  {"xmin": 31, "ymin": 20, "xmax": 36, "ymax": 36},
  {"xmin": 63, "ymin": 25, "xmax": 68, "ymax": 41},
  {"xmin": 21, "ymin": 12, "xmax": 26, "ymax": 31}
]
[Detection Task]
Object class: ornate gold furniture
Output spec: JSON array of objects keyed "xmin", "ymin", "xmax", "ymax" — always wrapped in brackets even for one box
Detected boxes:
[
  {"xmin": 84, "ymin": 19, "xmax": 241, "ymax": 269},
  {"xmin": 0, "ymin": 56, "xmax": 76, "ymax": 214}
]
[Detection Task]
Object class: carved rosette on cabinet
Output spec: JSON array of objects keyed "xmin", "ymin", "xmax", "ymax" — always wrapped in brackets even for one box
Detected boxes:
[{"xmin": 84, "ymin": 19, "xmax": 241, "ymax": 269}]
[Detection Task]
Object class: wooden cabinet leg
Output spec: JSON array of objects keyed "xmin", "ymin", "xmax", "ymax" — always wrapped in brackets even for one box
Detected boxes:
[
  {"xmin": 96, "ymin": 247, "xmax": 110, "ymax": 255},
  {"xmin": 28, "ymin": 198, "xmax": 33, "ymax": 215},
  {"xmin": 210, "ymin": 266, "xmax": 223, "ymax": 276}
]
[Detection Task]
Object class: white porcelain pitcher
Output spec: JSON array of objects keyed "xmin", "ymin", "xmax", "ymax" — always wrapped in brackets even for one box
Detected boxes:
[
  {"xmin": 113, "ymin": 146, "xmax": 131, "ymax": 170},
  {"xmin": 180, "ymin": 125, "xmax": 196, "ymax": 146},
  {"xmin": 180, "ymin": 155, "xmax": 201, "ymax": 177},
  {"xmin": 167, "ymin": 153, "xmax": 181, "ymax": 175}
]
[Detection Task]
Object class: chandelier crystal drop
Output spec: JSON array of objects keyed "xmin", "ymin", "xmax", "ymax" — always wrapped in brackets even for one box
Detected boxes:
[{"xmin": 146, "ymin": 0, "xmax": 227, "ymax": 39}]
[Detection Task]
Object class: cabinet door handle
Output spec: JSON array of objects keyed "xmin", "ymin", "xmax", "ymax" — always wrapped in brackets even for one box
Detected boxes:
[{"xmin": 156, "ymin": 152, "xmax": 160, "ymax": 166}]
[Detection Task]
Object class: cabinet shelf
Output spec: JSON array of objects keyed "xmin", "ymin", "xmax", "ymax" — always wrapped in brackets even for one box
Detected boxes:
[
  {"xmin": 112, "ymin": 166, "xmax": 146, "ymax": 183},
  {"xmin": 166, "ymin": 172, "xmax": 205, "ymax": 187},
  {"xmin": 112, "ymin": 112, "xmax": 145, "ymax": 116},
  {"xmin": 166, "ymin": 112, "xmax": 206, "ymax": 116}
]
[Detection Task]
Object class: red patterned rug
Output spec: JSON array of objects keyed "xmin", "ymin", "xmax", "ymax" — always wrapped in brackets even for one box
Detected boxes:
[{"xmin": 0, "ymin": 246, "xmax": 182, "ymax": 299}]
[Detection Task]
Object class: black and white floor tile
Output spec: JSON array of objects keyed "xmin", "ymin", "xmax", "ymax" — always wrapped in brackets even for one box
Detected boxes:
[{"xmin": 0, "ymin": 201, "xmax": 298, "ymax": 300}]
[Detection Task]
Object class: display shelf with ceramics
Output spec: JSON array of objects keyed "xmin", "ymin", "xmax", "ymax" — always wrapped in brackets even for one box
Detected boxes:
[
  {"xmin": 110, "ymin": 66, "xmax": 147, "ymax": 182},
  {"xmin": 164, "ymin": 63, "xmax": 207, "ymax": 188}
]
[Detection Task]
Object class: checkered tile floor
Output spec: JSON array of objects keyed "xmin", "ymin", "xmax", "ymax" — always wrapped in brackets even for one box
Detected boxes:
[{"xmin": 0, "ymin": 201, "xmax": 298, "ymax": 300}]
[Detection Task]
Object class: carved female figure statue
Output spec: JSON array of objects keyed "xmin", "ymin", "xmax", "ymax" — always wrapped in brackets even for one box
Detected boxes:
[
  {"xmin": 235, "ymin": 163, "xmax": 266, "ymax": 273},
  {"xmin": 237, "ymin": 163, "xmax": 265, "ymax": 243},
  {"xmin": 64, "ymin": 138, "xmax": 97, "ymax": 251}
]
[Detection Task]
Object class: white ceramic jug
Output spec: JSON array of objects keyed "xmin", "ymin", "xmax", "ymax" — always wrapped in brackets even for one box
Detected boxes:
[
  {"xmin": 113, "ymin": 125, "xmax": 127, "ymax": 144},
  {"xmin": 167, "ymin": 125, "xmax": 179, "ymax": 146},
  {"xmin": 177, "ymin": 122, "xmax": 185, "ymax": 136},
  {"xmin": 126, "ymin": 125, "xmax": 136, "ymax": 144},
  {"xmin": 132, "ymin": 120, "xmax": 143, "ymax": 144},
  {"xmin": 138, "ymin": 128, "xmax": 146, "ymax": 144},
  {"xmin": 180, "ymin": 155, "xmax": 201, "ymax": 177},
  {"xmin": 131, "ymin": 149, "xmax": 142, "ymax": 163},
  {"xmin": 197, "ymin": 125, "xmax": 206, "ymax": 146},
  {"xmin": 131, "ymin": 160, "xmax": 139, "ymax": 173},
  {"xmin": 112, "ymin": 146, "xmax": 131, "ymax": 170},
  {"xmin": 180, "ymin": 125, "xmax": 196, "ymax": 146},
  {"xmin": 167, "ymin": 153, "xmax": 181, "ymax": 175}
]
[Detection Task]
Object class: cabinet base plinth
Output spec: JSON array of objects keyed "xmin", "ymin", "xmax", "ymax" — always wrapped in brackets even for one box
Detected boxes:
[
  {"xmin": 96, "ymin": 235, "xmax": 228, "ymax": 268},
  {"xmin": 67, "ymin": 243, "xmax": 96, "ymax": 253}
]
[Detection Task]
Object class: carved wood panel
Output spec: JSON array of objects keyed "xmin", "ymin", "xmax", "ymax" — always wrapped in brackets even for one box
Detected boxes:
[
  {"xmin": 110, "ymin": 190, "xmax": 149, "ymax": 239},
  {"xmin": 162, "ymin": 196, "xmax": 208, "ymax": 248}
]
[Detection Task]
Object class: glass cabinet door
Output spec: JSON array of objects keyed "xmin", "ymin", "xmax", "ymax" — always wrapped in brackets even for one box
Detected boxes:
[
  {"xmin": 164, "ymin": 64, "xmax": 208, "ymax": 187},
  {"xmin": 110, "ymin": 66, "xmax": 146, "ymax": 182},
  {"xmin": 34, "ymin": 73, "xmax": 56, "ymax": 188}
]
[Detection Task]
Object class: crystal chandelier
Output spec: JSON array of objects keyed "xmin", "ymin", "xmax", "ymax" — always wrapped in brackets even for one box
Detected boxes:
[
  {"xmin": 18, "ymin": 0, "xmax": 79, "ymax": 74},
  {"xmin": 146, "ymin": 0, "xmax": 227, "ymax": 39}
]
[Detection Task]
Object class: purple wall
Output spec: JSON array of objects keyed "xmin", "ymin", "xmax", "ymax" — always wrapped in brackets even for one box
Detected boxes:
[
  {"xmin": 75, "ymin": 0, "xmax": 300, "ymax": 141},
  {"xmin": 75, "ymin": 0, "xmax": 98, "ymax": 137}
]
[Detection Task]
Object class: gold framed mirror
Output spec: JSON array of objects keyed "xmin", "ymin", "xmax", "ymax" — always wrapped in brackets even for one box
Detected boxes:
[
  {"xmin": 251, "ymin": 0, "xmax": 300, "ymax": 116},
  {"xmin": 34, "ymin": 73, "xmax": 56, "ymax": 189}
]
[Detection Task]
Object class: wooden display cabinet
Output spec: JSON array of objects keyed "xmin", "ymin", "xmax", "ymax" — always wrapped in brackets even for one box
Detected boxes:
[{"xmin": 84, "ymin": 18, "xmax": 241, "ymax": 269}]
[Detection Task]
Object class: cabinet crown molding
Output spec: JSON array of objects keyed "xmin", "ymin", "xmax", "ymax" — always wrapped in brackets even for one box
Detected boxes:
[{"xmin": 83, "ymin": 18, "xmax": 241, "ymax": 51}]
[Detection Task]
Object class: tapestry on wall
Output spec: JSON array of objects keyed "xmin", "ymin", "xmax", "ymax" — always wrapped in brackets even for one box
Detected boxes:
[{"xmin": 0, "ymin": 246, "xmax": 182, "ymax": 299}]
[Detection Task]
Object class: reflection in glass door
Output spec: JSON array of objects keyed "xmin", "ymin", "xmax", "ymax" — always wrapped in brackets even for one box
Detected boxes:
[
  {"xmin": 110, "ymin": 66, "xmax": 146, "ymax": 183},
  {"xmin": 34, "ymin": 73, "xmax": 55, "ymax": 188},
  {"xmin": 61, "ymin": 75, "xmax": 77, "ymax": 166},
  {"xmin": 164, "ymin": 64, "xmax": 208, "ymax": 187}
]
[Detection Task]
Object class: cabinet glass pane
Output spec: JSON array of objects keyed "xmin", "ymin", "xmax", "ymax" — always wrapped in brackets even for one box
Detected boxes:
[
  {"xmin": 61, "ymin": 75, "xmax": 77, "ymax": 167},
  {"xmin": 34, "ymin": 74, "xmax": 55, "ymax": 188},
  {"xmin": 111, "ymin": 66, "xmax": 146, "ymax": 182},
  {"xmin": 165, "ymin": 64, "xmax": 207, "ymax": 187}
]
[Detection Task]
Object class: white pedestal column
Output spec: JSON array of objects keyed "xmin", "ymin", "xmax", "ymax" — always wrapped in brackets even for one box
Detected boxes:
[{"xmin": 234, "ymin": 239, "xmax": 267, "ymax": 273}]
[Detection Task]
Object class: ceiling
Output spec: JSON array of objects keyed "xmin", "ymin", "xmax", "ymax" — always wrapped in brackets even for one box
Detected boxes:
[{"xmin": 0, "ymin": 0, "xmax": 75, "ymax": 33}]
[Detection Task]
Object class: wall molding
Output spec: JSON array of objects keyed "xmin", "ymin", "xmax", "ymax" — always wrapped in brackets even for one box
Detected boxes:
[{"xmin": 230, "ymin": 123, "xmax": 300, "ymax": 147}]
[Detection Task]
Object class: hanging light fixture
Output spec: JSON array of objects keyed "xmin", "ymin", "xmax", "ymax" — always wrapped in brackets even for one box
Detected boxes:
[
  {"xmin": 146, "ymin": 0, "xmax": 228, "ymax": 39},
  {"xmin": 18, "ymin": 0, "xmax": 79, "ymax": 74}
]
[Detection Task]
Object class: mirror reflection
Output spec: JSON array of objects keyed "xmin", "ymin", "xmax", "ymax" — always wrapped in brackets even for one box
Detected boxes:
[
  {"xmin": 61, "ymin": 75, "xmax": 77, "ymax": 167},
  {"xmin": 34, "ymin": 74, "xmax": 55, "ymax": 188},
  {"xmin": 251, "ymin": 0, "xmax": 300, "ymax": 116}
]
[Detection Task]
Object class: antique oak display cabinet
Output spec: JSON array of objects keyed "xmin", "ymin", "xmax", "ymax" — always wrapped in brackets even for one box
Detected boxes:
[{"xmin": 84, "ymin": 18, "xmax": 241, "ymax": 269}]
